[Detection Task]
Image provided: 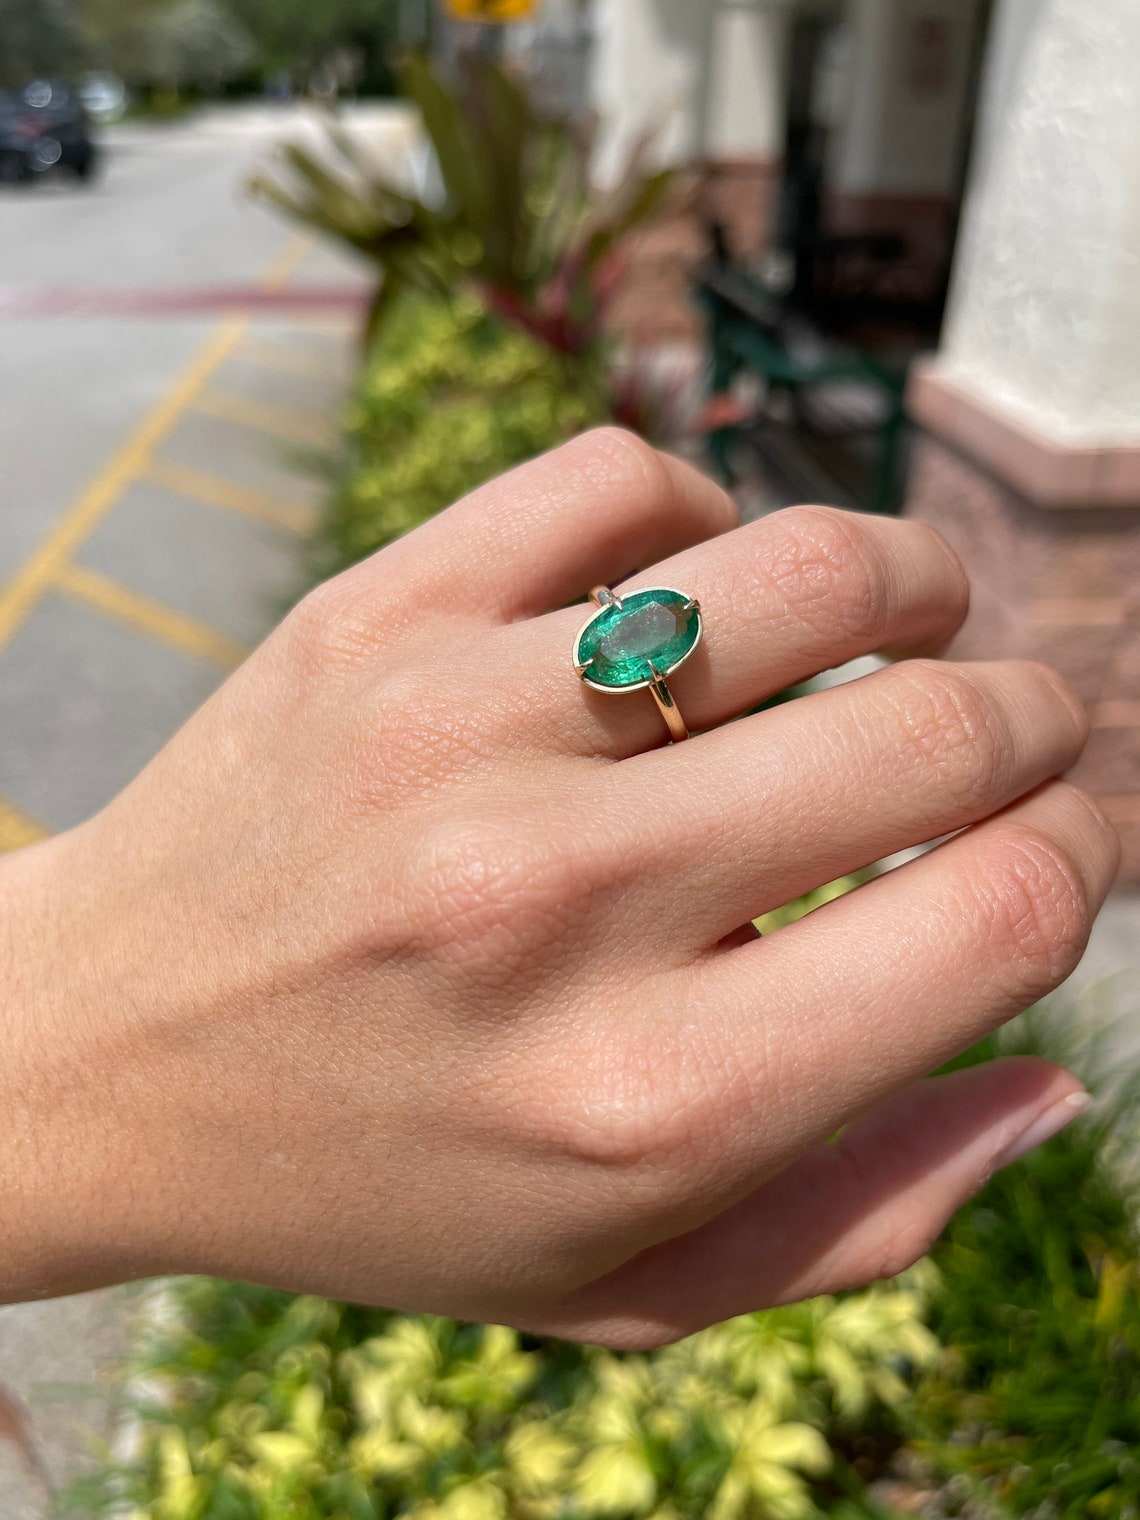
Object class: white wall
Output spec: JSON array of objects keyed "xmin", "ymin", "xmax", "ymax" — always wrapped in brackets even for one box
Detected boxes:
[
  {"xmin": 943, "ymin": 0, "xmax": 1140, "ymax": 444},
  {"xmin": 830, "ymin": 0, "xmax": 985, "ymax": 198},
  {"xmin": 705, "ymin": 7, "xmax": 790, "ymax": 161},
  {"xmin": 591, "ymin": 0, "xmax": 788, "ymax": 181}
]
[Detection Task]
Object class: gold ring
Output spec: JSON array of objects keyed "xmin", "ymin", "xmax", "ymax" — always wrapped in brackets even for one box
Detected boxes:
[{"xmin": 572, "ymin": 585, "xmax": 702, "ymax": 743}]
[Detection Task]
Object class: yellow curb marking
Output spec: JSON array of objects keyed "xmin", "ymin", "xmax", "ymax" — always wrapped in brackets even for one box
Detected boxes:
[
  {"xmin": 55, "ymin": 563, "xmax": 249, "ymax": 671},
  {"xmin": 146, "ymin": 458, "xmax": 318, "ymax": 537},
  {"xmin": 0, "ymin": 233, "xmax": 312, "ymax": 655},
  {"xmin": 192, "ymin": 389, "xmax": 338, "ymax": 450},
  {"xmin": 0, "ymin": 320, "xmax": 245, "ymax": 648},
  {"xmin": 0, "ymin": 797, "xmax": 47, "ymax": 852}
]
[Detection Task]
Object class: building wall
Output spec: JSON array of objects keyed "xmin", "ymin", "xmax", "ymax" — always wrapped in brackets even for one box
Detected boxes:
[
  {"xmin": 905, "ymin": 0, "xmax": 1140, "ymax": 881},
  {"xmin": 942, "ymin": 1, "xmax": 1140, "ymax": 447},
  {"xmin": 592, "ymin": 0, "xmax": 791, "ymax": 342},
  {"xmin": 591, "ymin": 0, "xmax": 788, "ymax": 181},
  {"xmin": 829, "ymin": 0, "xmax": 984, "ymax": 199}
]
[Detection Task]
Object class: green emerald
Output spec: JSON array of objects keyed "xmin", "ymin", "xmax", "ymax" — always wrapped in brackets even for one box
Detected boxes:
[{"xmin": 576, "ymin": 588, "xmax": 701, "ymax": 689}]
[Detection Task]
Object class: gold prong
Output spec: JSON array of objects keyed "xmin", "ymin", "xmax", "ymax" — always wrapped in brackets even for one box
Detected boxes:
[
  {"xmin": 590, "ymin": 585, "xmax": 623, "ymax": 611},
  {"xmin": 683, "ymin": 596, "xmax": 700, "ymax": 613}
]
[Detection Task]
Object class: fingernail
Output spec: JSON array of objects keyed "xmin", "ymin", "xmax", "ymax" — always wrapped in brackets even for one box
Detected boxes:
[{"xmin": 991, "ymin": 1090, "xmax": 1091, "ymax": 1171}]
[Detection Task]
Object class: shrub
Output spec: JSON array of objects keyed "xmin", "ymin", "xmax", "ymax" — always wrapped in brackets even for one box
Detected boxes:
[
  {"xmin": 251, "ymin": 54, "xmax": 677, "ymax": 353},
  {"xmin": 313, "ymin": 291, "xmax": 609, "ymax": 582},
  {"xmin": 66, "ymin": 1272, "xmax": 939, "ymax": 1519},
  {"xmin": 907, "ymin": 1009, "xmax": 1140, "ymax": 1516}
]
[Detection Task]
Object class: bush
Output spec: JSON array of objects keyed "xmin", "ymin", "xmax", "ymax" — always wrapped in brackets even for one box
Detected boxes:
[
  {"xmin": 67, "ymin": 1273, "xmax": 938, "ymax": 1519},
  {"xmin": 907, "ymin": 1011, "xmax": 1140, "ymax": 1517},
  {"xmin": 313, "ymin": 292, "xmax": 609, "ymax": 583}
]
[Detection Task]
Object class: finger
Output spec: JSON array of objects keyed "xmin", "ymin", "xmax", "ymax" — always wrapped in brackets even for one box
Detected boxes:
[
  {"xmin": 612, "ymin": 657, "xmax": 1089, "ymax": 950},
  {"xmin": 552, "ymin": 1058, "xmax": 1086, "ymax": 1348},
  {"xmin": 367, "ymin": 428, "xmax": 739, "ymax": 622},
  {"xmin": 660, "ymin": 782, "xmax": 1118, "ymax": 1206},
  {"xmin": 514, "ymin": 503, "xmax": 970, "ymax": 756}
]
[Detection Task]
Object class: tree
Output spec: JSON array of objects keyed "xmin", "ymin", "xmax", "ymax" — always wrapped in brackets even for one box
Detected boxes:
[
  {"xmin": 220, "ymin": 0, "xmax": 398, "ymax": 92},
  {"xmin": 79, "ymin": 0, "xmax": 253, "ymax": 91},
  {"xmin": 0, "ymin": 0, "xmax": 86, "ymax": 87}
]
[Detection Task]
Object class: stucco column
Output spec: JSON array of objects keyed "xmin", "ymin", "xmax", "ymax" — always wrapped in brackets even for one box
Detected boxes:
[
  {"xmin": 936, "ymin": 0, "xmax": 1140, "ymax": 450},
  {"xmin": 906, "ymin": 0, "xmax": 1140, "ymax": 880}
]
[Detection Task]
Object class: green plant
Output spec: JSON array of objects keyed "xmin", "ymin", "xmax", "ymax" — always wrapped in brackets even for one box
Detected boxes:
[
  {"xmin": 314, "ymin": 290, "xmax": 609, "ymax": 580},
  {"xmin": 67, "ymin": 1273, "xmax": 938, "ymax": 1520},
  {"xmin": 908, "ymin": 1003, "xmax": 1140, "ymax": 1517},
  {"xmin": 250, "ymin": 53, "xmax": 678, "ymax": 351}
]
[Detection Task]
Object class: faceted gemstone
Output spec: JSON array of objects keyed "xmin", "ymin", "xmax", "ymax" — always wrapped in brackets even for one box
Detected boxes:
[{"xmin": 575, "ymin": 588, "xmax": 701, "ymax": 689}]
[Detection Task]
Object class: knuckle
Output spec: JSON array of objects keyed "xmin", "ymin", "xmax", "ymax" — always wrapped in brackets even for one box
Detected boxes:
[
  {"xmin": 911, "ymin": 519, "xmax": 971, "ymax": 625},
  {"xmin": 361, "ymin": 668, "xmax": 498, "ymax": 795},
  {"xmin": 575, "ymin": 426, "xmax": 667, "ymax": 505},
  {"xmin": 520, "ymin": 1023, "xmax": 723, "ymax": 1181},
  {"xmin": 279, "ymin": 570, "xmax": 382, "ymax": 679},
  {"xmin": 885, "ymin": 660, "xmax": 1013, "ymax": 803},
  {"xmin": 404, "ymin": 818, "xmax": 607, "ymax": 974},
  {"xmin": 972, "ymin": 824, "xmax": 1093, "ymax": 995},
  {"xmin": 581, "ymin": 424, "xmax": 661, "ymax": 478},
  {"xmin": 1023, "ymin": 661, "xmax": 1090, "ymax": 746},
  {"xmin": 760, "ymin": 505, "xmax": 891, "ymax": 642}
]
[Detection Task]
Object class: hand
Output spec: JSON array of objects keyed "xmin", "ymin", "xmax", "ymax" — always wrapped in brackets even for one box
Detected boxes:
[{"xmin": 1, "ymin": 430, "xmax": 1116, "ymax": 1345}]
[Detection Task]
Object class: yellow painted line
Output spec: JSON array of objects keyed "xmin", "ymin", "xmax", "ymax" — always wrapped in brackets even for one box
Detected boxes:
[
  {"xmin": 192, "ymin": 389, "xmax": 337, "ymax": 450},
  {"xmin": 146, "ymin": 458, "xmax": 318, "ymax": 536},
  {"xmin": 237, "ymin": 336, "xmax": 349, "ymax": 383},
  {"xmin": 0, "ymin": 797, "xmax": 47, "ymax": 852},
  {"xmin": 55, "ymin": 563, "xmax": 248, "ymax": 670},
  {"xmin": 260, "ymin": 234, "xmax": 314, "ymax": 289},
  {"xmin": 0, "ymin": 232, "xmax": 311, "ymax": 653},
  {"xmin": 0, "ymin": 320, "xmax": 247, "ymax": 648}
]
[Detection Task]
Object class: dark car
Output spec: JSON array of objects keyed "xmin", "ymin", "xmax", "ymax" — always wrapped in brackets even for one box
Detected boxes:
[{"xmin": 0, "ymin": 80, "xmax": 98, "ymax": 184}]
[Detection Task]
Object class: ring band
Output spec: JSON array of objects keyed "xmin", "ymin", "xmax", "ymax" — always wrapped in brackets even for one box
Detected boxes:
[{"xmin": 572, "ymin": 585, "xmax": 703, "ymax": 744}]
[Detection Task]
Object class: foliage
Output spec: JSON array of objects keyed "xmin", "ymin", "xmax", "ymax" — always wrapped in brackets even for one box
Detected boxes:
[
  {"xmin": 66, "ymin": 1271, "xmax": 940, "ymax": 1519},
  {"xmin": 908, "ymin": 1003, "xmax": 1140, "ymax": 1517},
  {"xmin": 313, "ymin": 290, "xmax": 609, "ymax": 580},
  {"xmin": 0, "ymin": 0, "xmax": 86, "ymax": 88},
  {"xmin": 72, "ymin": 0, "xmax": 253, "ymax": 92},
  {"xmin": 251, "ymin": 53, "xmax": 677, "ymax": 351},
  {"xmin": 221, "ymin": 0, "xmax": 398, "ymax": 91}
]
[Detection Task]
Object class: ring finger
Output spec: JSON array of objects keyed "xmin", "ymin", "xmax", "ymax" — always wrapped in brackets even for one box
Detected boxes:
[
  {"xmin": 516, "ymin": 501, "xmax": 971, "ymax": 757},
  {"xmin": 606, "ymin": 654, "xmax": 1089, "ymax": 950}
]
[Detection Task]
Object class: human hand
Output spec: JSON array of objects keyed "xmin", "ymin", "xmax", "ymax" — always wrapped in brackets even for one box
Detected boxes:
[{"xmin": 2, "ymin": 430, "xmax": 1117, "ymax": 1344}]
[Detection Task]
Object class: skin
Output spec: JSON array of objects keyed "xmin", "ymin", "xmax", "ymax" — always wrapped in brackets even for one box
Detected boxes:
[{"xmin": 0, "ymin": 429, "xmax": 1119, "ymax": 1346}]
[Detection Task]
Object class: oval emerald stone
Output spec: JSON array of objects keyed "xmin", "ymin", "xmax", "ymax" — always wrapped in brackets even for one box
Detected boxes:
[{"xmin": 575, "ymin": 588, "xmax": 701, "ymax": 690}]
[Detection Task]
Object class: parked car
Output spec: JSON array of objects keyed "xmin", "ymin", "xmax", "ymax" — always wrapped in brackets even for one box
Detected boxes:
[{"xmin": 0, "ymin": 81, "xmax": 98, "ymax": 185}]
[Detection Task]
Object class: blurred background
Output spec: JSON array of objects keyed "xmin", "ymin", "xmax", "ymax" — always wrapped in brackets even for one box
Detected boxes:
[{"xmin": 2, "ymin": 2, "xmax": 1139, "ymax": 1516}]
